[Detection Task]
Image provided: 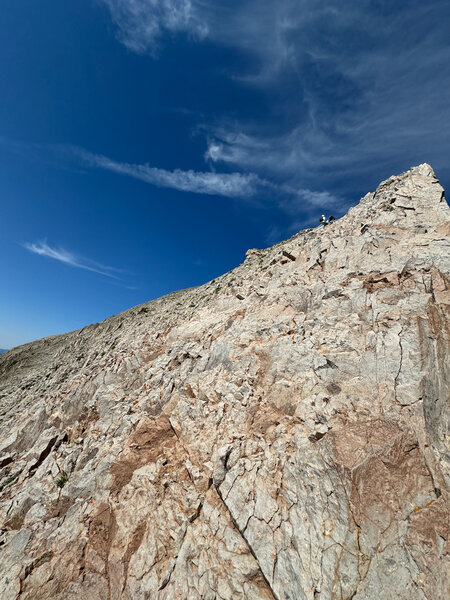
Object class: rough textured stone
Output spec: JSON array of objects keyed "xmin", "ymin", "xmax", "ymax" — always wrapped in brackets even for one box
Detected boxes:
[{"xmin": 0, "ymin": 163, "xmax": 448, "ymax": 599}]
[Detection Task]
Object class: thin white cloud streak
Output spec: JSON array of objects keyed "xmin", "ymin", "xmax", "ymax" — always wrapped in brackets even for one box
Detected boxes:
[
  {"xmin": 23, "ymin": 241, "xmax": 123, "ymax": 278},
  {"xmin": 76, "ymin": 148, "xmax": 267, "ymax": 198},
  {"xmin": 74, "ymin": 147, "xmax": 342, "ymax": 210},
  {"xmin": 1, "ymin": 136, "xmax": 341, "ymax": 219}
]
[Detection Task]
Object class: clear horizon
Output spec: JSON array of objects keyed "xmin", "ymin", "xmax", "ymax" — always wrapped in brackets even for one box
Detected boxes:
[{"xmin": 1, "ymin": 0, "xmax": 450, "ymax": 349}]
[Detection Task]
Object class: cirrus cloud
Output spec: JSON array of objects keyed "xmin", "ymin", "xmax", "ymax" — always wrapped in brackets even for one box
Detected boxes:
[
  {"xmin": 101, "ymin": 0, "xmax": 208, "ymax": 53},
  {"xmin": 76, "ymin": 147, "xmax": 267, "ymax": 198},
  {"xmin": 23, "ymin": 241, "xmax": 123, "ymax": 278},
  {"xmin": 100, "ymin": 0, "xmax": 450, "ymax": 196}
]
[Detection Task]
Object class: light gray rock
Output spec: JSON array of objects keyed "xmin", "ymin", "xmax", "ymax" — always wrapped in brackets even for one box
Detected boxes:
[{"xmin": 0, "ymin": 164, "xmax": 448, "ymax": 599}]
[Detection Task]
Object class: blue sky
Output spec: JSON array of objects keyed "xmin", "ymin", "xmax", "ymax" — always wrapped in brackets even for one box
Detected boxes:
[{"xmin": 1, "ymin": 0, "xmax": 449, "ymax": 349}]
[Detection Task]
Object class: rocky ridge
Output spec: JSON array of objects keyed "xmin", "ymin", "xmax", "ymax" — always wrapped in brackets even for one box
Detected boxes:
[{"xmin": 0, "ymin": 163, "xmax": 449, "ymax": 599}]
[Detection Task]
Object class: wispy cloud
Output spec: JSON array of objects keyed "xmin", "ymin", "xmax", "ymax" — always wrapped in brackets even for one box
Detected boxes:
[
  {"xmin": 279, "ymin": 187, "xmax": 341, "ymax": 213},
  {"xmin": 100, "ymin": 0, "xmax": 450, "ymax": 196},
  {"xmin": 101, "ymin": 0, "xmax": 307, "ymax": 65},
  {"xmin": 23, "ymin": 241, "xmax": 123, "ymax": 279},
  {"xmin": 101, "ymin": 0, "xmax": 208, "ymax": 54},
  {"xmin": 1, "ymin": 136, "xmax": 341, "ymax": 219},
  {"xmin": 74, "ymin": 148, "xmax": 268, "ymax": 198},
  {"xmin": 73, "ymin": 147, "xmax": 343, "ymax": 212}
]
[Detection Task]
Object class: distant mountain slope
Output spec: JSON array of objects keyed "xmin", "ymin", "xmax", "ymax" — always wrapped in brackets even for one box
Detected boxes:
[{"xmin": 0, "ymin": 164, "xmax": 449, "ymax": 600}]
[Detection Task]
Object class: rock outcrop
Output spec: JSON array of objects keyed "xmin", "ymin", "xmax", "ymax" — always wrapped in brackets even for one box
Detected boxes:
[{"xmin": 0, "ymin": 164, "xmax": 449, "ymax": 599}]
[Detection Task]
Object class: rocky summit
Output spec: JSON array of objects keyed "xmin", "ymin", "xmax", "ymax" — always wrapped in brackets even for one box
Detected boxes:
[{"xmin": 0, "ymin": 164, "xmax": 449, "ymax": 600}]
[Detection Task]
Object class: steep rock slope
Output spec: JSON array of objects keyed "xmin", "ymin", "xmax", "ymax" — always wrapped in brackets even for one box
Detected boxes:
[{"xmin": 0, "ymin": 164, "xmax": 449, "ymax": 599}]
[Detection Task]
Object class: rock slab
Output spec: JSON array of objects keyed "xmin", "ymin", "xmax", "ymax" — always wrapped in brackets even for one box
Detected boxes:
[{"xmin": 0, "ymin": 164, "xmax": 449, "ymax": 599}]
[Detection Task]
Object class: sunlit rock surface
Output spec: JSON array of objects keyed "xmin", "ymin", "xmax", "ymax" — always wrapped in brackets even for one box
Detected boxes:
[{"xmin": 0, "ymin": 164, "xmax": 448, "ymax": 599}]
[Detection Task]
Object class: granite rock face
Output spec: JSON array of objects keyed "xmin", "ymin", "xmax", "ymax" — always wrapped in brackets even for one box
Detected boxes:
[{"xmin": 0, "ymin": 163, "xmax": 449, "ymax": 599}]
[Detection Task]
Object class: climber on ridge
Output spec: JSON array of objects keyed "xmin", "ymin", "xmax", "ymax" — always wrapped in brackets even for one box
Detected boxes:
[{"xmin": 319, "ymin": 214, "xmax": 335, "ymax": 225}]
